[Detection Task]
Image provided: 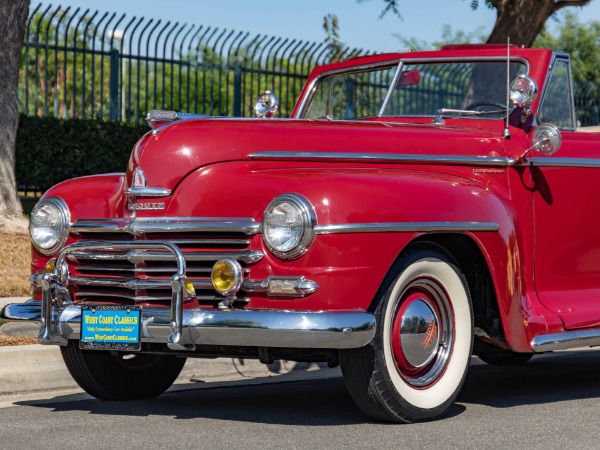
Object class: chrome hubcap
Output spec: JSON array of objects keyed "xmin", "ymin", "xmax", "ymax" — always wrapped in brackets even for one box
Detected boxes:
[
  {"xmin": 400, "ymin": 299, "xmax": 440, "ymax": 368},
  {"xmin": 391, "ymin": 278, "xmax": 453, "ymax": 387}
]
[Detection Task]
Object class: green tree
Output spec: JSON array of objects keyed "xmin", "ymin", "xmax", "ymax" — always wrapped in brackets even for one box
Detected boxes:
[
  {"xmin": 375, "ymin": 0, "xmax": 595, "ymax": 46},
  {"xmin": 535, "ymin": 12, "xmax": 600, "ymax": 84}
]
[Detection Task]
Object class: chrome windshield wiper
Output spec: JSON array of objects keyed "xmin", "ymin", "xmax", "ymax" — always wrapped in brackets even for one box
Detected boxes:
[{"xmin": 433, "ymin": 108, "xmax": 505, "ymax": 124}]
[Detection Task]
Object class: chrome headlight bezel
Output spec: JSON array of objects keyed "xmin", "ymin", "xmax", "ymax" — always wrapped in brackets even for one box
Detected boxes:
[
  {"xmin": 29, "ymin": 197, "xmax": 70, "ymax": 255},
  {"xmin": 262, "ymin": 193, "xmax": 316, "ymax": 260}
]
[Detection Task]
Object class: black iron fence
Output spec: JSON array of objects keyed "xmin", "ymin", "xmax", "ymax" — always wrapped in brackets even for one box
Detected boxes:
[
  {"xmin": 18, "ymin": 3, "xmax": 600, "ymax": 126},
  {"xmin": 19, "ymin": 3, "xmax": 368, "ymax": 122}
]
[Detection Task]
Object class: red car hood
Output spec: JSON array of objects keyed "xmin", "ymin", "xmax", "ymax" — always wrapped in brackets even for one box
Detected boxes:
[{"xmin": 128, "ymin": 117, "xmax": 509, "ymax": 193}]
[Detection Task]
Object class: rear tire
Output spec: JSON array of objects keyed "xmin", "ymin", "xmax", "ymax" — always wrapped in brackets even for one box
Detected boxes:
[
  {"xmin": 341, "ymin": 247, "xmax": 473, "ymax": 423},
  {"xmin": 61, "ymin": 341, "xmax": 186, "ymax": 400}
]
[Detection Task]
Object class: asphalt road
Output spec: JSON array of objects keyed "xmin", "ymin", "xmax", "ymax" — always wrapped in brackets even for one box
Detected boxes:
[{"xmin": 2, "ymin": 350, "xmax": 600, "ymax": 449}]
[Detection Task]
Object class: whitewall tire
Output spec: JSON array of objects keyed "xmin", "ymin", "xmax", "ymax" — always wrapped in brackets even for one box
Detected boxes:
[{"xmin": 340, "ymin": 246, "xmax": 473, "ymax": 423}]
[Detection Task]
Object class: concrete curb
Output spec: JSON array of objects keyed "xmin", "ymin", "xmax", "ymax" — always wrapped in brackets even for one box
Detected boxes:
[{"xmin": 0, "ymin": 297, "xmax": 340, "ymax": 400}]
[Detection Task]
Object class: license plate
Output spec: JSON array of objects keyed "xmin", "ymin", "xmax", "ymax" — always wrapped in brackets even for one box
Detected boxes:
[{"xmin": 80, "ymin": 305, "xmax": 141, "ymax": 351}]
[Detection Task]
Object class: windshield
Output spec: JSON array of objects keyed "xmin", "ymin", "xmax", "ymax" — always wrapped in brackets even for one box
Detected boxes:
[{"xmin": 302, "ymin": 60, "xmax": 527, "ymax": 120}]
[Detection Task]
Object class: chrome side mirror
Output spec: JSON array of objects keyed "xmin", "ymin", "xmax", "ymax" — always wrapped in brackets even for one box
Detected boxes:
[
  {"xmin": 533, "ymin": 123, "xmax": 562, "ymax": 156},
  {"xmin": 510, "ymin": 123, "xmax": 562, "ymax": 165},
  {"xmin": 510, "ymin": 74, "xmax": 538, "ymax": 108},
  {"xmin": 254, "ymin": 91, "xmax": 279, "ymax": 118}
]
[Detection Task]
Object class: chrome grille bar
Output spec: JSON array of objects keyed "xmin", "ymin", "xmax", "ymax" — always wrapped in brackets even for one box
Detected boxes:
[
  {"xmin": 70, "ymin": 276, "xmax": 213, "ymax": 290},
  {"xmin": 77, "ymin": 292, "xmax": 250, "ymax": 303},
  {"xmin": 67, "ymin": 249, "xmax": 264, "ymax": 264},
  {"xmin": 70, "ymin": 217, "xmax": 261, "ymax": 235}
]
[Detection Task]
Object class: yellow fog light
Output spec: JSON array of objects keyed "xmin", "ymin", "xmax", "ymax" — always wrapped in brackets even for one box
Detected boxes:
[
  {"xmin": 211, "ymin": 258, "xmax": 243, "ymax": 296},
  {"xmin": 43, "ymin": 259, "xmax": 56, "ymax": 274}
]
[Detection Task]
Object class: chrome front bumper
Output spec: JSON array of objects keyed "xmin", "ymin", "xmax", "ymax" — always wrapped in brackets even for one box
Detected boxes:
[{"xmin": 1, "ymin": 301, "xmax": 376, "ymax": 350}]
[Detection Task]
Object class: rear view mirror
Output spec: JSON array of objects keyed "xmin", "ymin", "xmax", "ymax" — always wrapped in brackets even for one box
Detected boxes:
[{"xmin": 396, "ymin": 70, "xmax": 421, "ymax": 88}]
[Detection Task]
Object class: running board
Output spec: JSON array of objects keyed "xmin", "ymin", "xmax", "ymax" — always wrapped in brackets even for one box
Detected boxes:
[{"xmin": 531, "ymin": 329, "xmax": 600, "ymax": 352}]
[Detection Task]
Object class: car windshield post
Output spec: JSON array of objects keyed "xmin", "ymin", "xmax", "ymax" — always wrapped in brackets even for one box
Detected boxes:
[{"xmin": 378, "ymin": 61, "xmax": 404, "ymax": 116}]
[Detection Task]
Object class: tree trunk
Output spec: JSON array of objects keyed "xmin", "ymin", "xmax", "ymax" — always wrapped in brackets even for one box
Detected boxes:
[
  {"xmin": 487, "ymin": 0, "xmax": 593, "ymax": 47},
  {"xmin": 0, "ymin": 0, "xmax": 29, "ymax": 219}
]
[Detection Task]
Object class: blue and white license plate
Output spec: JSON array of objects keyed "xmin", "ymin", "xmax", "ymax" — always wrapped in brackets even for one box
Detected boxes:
[{"xmin": 80, "ymin": 305, "xmax": 141, "ymax": 351}]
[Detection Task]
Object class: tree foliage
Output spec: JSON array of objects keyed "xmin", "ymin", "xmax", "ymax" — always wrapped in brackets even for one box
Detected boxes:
[
  {"xmin": 374, "ymin": 0, "xmax": 595, "ymax": 46},
  {"xmin": 535, "ymin": 12, "xmax": 600, "ymax": 84}
]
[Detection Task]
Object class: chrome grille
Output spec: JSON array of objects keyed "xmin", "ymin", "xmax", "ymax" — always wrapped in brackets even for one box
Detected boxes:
[{"xmin": 67, "ymin": 217, "xmax": 262, "ymax": 308}]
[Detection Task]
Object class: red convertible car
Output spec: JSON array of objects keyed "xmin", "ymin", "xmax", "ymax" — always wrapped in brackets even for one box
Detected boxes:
[{"xmin": 4, "ymin": 44, "xmax": 599, "ymax": 423}]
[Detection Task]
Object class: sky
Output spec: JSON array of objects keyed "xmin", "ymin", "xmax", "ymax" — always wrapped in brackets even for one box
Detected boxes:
[{"xmin": 32, "ymin": 0, "xmax": 600, "ymax": 53}]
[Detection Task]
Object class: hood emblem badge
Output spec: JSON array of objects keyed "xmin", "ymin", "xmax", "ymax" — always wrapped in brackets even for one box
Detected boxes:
[{"xmin": 127, "ymin": 167, "xmax": 168, "ymax": 212}]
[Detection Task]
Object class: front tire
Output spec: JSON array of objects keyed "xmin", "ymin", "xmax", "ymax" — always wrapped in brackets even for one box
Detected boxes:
[
  {"xmin": 341, "ymin": 247, "xmax": 473, "ymax": 423},
  {"xmin": 61, "ymin": 341, "xmax": 186, "ymax": 400}
]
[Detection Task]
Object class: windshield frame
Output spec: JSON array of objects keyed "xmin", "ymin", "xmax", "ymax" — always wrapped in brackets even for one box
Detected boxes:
[{"xmin": 295, "ymin": 56, "xmax": 531, "ymax": 121}]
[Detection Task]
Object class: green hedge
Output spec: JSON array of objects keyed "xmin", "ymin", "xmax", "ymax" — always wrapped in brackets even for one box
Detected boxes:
[{"xmin": 16, "ymin": 115, "xmax": 148, "ymax": 191}]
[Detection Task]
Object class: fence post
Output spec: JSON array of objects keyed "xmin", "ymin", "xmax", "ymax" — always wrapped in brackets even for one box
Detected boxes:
[
  {"xmin": 109, "ymin": 48, "xmax": 120, "ymax": 121},
  {"xmin": 233, "ymin": 65, "xmax": 242, "ymax": 117}
]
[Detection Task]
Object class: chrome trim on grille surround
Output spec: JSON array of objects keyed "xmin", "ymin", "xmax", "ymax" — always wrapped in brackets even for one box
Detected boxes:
[{"xmin": 70, "ymin": 217, "xmax": 261, "ymax": 235}]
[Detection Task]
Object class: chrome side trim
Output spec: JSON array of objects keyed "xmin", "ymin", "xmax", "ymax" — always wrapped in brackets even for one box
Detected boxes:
[
  {"xmin": 532, "ymin": 157, "xmax": 600, "ymax": 168},
  {"xmin": 531, "ymin": 329, "xmax": 600, "ymax": 352},
  {"xmin": 250, "ymin": 151, "xmax": 514, "ymax": 167},
  {"xmin": 70, "ymin": 217, "xmax": 262, "ymax": 235},
  {"xmin": 125, "ymin": 187, "xmax": 172, "ymax": 197},
  {"xmin": 315, "ymin": 222, "xmax": 500, "ymax": 235},
  {"xmin": 1, "ymin": 302, "xmax": 376, "ymax": 350}
]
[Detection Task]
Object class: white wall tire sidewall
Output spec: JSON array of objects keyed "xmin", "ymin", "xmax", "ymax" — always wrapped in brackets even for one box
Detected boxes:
[{"xmin": 382, "ymin": 257, "xmax": 472, "ymax": 410}]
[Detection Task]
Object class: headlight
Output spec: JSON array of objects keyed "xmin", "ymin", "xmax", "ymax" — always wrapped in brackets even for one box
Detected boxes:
[
  {"xmin": 262, "ymin": 194, "xmax": 316, "ymax": 260},
  {"xmin": 29, "ymin": 197, "xmax": 70, "ymax": 255}
]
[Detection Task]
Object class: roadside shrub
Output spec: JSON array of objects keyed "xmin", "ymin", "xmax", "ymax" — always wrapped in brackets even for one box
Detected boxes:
[{"xmin": 16, "ymin": 115, "xmax": 147, "ymax": 191}]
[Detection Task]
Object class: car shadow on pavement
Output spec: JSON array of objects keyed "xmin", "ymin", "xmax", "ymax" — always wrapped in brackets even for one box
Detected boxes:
[
  {"xmin": 18, "ymin": 350, "xmax": 600, "ymax": 424},
  {"xmin": 459, "ymin": 350, "xmax": 600, "ymax": 408}
]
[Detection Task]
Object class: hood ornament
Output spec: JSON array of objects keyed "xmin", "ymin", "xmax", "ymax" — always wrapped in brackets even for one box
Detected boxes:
[
  {"xmin": 126, "ymin": 167, "xmax": 170, "ymax": 213},
  {"xmin": 125, "ymin": 167, "xmax": 171, "ymax": 198}
]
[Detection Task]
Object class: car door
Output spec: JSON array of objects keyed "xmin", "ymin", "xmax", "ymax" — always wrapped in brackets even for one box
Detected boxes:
[{"xmin": 533, "ymin": 54, "xmax": 600, "ymax": 329}]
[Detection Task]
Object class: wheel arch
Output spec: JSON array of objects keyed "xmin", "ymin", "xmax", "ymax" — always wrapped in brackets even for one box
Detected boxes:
[{"xmin": 369, "ymin": 233, "xmax": 507, "ymax": 348}]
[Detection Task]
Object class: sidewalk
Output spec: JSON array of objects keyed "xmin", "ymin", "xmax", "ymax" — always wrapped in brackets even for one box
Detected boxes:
[{"xmin": 0, "ymin": 297, "xmax": 341, "ymax": 402}]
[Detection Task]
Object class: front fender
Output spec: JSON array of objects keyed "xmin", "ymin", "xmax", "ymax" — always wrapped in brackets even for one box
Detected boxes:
[{"xmin": 168, "ymin": 161, "xmax": 536, "ymax": 342}]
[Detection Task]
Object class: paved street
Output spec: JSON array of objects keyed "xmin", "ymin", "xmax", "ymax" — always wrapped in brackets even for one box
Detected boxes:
[{"xmin": 2, "ymin": 350, "xmax": 600, "ymax": 449}]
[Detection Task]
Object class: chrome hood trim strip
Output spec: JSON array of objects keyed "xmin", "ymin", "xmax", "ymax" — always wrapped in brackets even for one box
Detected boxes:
[
  {"xmin": 315, "ymin": 222, "xmax": 500, "ymax": 235},
  {"xmin": 250, "ymin": 151, "xmax": 514, "ymax": 167},
  {"xmin": 71, "ymin": 217, "xmax": 261, "ymax": 235}
]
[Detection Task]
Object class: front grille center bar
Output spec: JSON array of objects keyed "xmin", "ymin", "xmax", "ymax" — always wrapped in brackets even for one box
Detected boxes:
[{"xmin": 34, "ymin": 241, "xmax": 196, "ymax": 351}]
